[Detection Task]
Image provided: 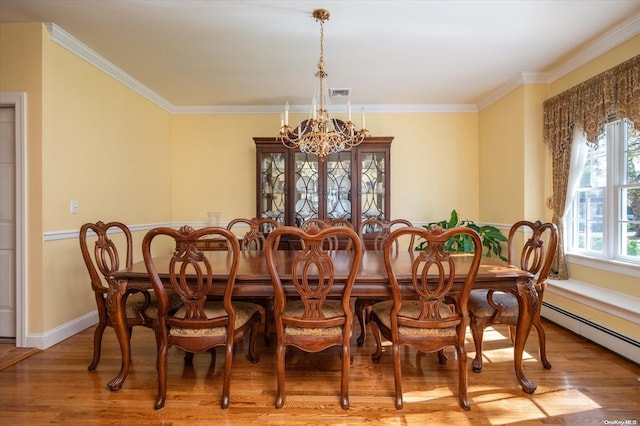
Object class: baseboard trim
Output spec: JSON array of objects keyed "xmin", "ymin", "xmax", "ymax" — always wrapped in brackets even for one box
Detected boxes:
[
  {"xmin": 542, "ymin": 302, "xmax": 640, "ymax": 365},
  {"xmin": 24, "ymin": 311, "xmax": 98, "ymax": 350}
]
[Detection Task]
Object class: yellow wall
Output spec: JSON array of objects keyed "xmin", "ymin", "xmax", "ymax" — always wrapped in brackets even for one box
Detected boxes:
[
  {"xmin": 479, "ymin": 83, "xmax": 550, "ymax": 225},
  {"xmin": 0, "ymin": 23, "xmax": 46, "ymax": 332},
  {"xmin": 1, "ymin": 23, "xmax": 173, "ymax": 333},
  {"xmin": 171, "ymin": 111, "xmax": 480, "ymax": 225},
  {"xmin": 39, "ymin": 31, "xmax": 173, "ymax": 331},
  {"xmin": 522, "ymin": 84, "xmax": 549, "ymax": 221},
  {"xmin": 479, "ymin": 87, "xmax": 525, "ymax": 224}
]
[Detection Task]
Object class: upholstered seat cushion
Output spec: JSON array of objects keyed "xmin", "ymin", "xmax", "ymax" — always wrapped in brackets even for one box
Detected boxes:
[
  {"xmin": 468, "ymin": 290, "xmax": 519, "ymax": 318},
  {"xmin": 125, "ymin": 290, "xmax": 183, "ymax": 319},
  {"xmin": 370, "ymin": 300, "xmax": 458, "ymax": 337},
  {"xmin": 169, "ymin": 301, "xmax": 263, "ymax": 337},
  {"xmin": 283, "ymin": 299, "xmax": 349, "ymax": 336}
]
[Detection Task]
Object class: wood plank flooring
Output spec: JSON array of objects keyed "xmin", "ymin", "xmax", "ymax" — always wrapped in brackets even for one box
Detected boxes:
[{"xmin": 1, "ymin": 319, "xmax": 638, "ymax": 425}]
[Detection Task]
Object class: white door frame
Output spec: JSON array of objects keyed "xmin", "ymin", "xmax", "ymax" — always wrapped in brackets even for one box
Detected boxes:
[{"xmin": 0, "ymin": 92, "xmax": 27, "ymax": 348}]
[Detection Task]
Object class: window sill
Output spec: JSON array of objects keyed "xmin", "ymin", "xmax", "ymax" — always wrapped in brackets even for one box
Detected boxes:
[
  {"xmin": 565, "ymin": 253, "xmax": 640, "ymax": 277},
  {"xmin": 546, "ymin": 278, "xmax": 640, "ymax": 326}
]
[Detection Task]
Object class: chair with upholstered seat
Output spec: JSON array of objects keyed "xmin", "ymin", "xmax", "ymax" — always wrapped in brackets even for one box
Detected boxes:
[
  {"xmin": 142, "ymin": 225, "xmax": 263, "ymax": 409},
  {"xmin": 355, "ymin": 218, "xmax": 414, "ymax": 346},
  {"xmin": 264, "ymin": 225, "xmax": 363, "ymax": 410},
  {"xmin": 367, "ymin": 225, "xmax": 482, "ymax": 410},
  {"xmin": 226, "ymin": 217, "xmax": 279, "ymax": 344},
  {"xmin": 468, "ymin": 220, "xmax": 558, "ymax": 373},
  {"xmin": 79, "ymin": 221, "xmax": 181, "ymax": 371}
]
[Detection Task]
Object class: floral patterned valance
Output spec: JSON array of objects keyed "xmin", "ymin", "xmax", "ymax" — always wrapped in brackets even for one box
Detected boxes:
[{"xmin": 543, "ymin": 54, "xmax": 640, "ymax": 154}]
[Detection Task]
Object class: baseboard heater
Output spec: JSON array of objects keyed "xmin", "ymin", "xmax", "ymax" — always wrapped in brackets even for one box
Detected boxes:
[{"xmin": 542, "ymin": 301, "xmax": 640, "ymax": 365}]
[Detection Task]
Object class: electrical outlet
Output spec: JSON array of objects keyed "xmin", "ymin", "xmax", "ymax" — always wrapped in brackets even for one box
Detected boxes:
[{"xmin": 70, "ymin": 200, "xmax": 78, "ymax": 214}]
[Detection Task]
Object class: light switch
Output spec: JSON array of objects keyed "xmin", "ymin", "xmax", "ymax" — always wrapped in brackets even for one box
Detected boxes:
[{"xmin": 70, "ymin": 200, "xmax": 78, "ymax": 214}]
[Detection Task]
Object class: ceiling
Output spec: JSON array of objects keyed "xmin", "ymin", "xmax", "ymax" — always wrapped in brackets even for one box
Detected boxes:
[{"xmin": 1, "ymin": 0, "xmax": 639, "ymax": 111}]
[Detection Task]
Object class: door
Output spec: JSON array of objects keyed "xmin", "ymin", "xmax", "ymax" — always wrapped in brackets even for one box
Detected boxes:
[{"xmin": 0, "ymin": 106, "xmax": 16, "ymax": 339}]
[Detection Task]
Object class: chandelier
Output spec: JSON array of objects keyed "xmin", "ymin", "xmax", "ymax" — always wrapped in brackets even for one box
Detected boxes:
[{"xmin": 277, "ymin": 8, "xmax": 369, "ymax": 160}]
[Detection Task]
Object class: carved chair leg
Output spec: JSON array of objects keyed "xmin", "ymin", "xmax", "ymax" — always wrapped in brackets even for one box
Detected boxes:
[
  {"xmin": 470, "ymin": 318, "xmax": 485, "ymax": 373},
  {"xmin": 88, "ymin": 322, "xmax": 107, "ymax": 371},
  {"xmin": 533, "ymin": 318, "xmax": 552, "ymax": 369},
  {"xmin": 456, "ymin": 344, "xmax": 470, "ymax": 411},
  {"xmin": 392, "ymin": 343, "xmax": 403, "ymax": 409},
  {"xmin": 220, "ymin": 344, "xmax": 233, "ymax": 409},
  {"xmin": 275, "ymin": 342, "xmax": 286, "ymax": 408},
  {"xmin": 247, "ymin": 314, "xmax": 261, "ymax": 363},
  {"xmin": 340, "ymin": 342, "xmax": 350, "ymax": 410},
  {"xmin": 368, "ymin": 313, "xmax": 384, "ymax": 363},
  {"xmin": 154, "ymin": 343, "xmax": 169, "ymax": 410},
  {"xmin": 355, "ymin": 298, "xmax": 371, "ymax": 346}
]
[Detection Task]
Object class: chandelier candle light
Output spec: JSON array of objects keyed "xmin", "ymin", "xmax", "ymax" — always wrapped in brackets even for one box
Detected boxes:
[{"xmin": 277, "ymin": 8, "xmax": 369, "ymax": 160}]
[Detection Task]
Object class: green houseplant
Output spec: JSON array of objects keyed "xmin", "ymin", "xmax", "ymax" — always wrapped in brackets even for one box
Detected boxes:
[{"xmin": 415, "ymin": 209, "xmax": 508, "ymax": 261}]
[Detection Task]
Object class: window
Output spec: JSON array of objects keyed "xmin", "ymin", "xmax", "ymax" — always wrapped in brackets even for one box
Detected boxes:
[{"xmin": 566, "ymin": 119, "xmax": 640, "ymax": 264}]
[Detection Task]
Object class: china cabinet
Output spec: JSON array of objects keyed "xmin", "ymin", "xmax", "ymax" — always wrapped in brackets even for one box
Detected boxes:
[{"xmin": 254, "ymin": 136, "xmax": 393, "ymax": 247}]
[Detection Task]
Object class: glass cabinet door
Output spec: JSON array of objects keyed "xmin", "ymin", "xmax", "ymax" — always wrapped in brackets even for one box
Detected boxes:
[
  {"xmin": 360, "ymin": 151, "xmax": 386, "ymax": 221},
  {"xmin": 255, "ymin": 136, "xmax": 392, "ymax": 231},
  {"xmin": 258, "ymin": 151, "xmax": 286, "ymax": 226},
  {"xmin": 294, "ymin": 152, "xmax": 320, "ymax": 226},
  {"xmin": 326, "ymin": 151, "xmax": 352, "ymax": 221}
]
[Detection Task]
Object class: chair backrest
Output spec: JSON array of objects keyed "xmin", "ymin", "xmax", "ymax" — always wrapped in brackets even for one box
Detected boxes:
[
  {"xmin": 507, "ymin": 220, "xmax": 558, "ymax": 287},
  {"xmin": 264, "ymin": 225, "xmax": 363, "ymax": 330},
  {"xmin": 80, "ymin": 221, "xmax": 133, "ymax": 295},
  {"xmin": 142, "ymin": 225, "xmax": 241, "ymax": 330},
  {"xmin": 300, "ymin": 218, "xmax": 354, "ymax": 251},
  {"xmin": 384, "ymin": 225, "xmax": 483, "ymax": 330},
  {"xmin": 227, "ymin": 217, "xmax": 278, "ymax": 250},
  {"xmin": 359, "ymin": 218, "xmax": 414, "ymax": 252}
]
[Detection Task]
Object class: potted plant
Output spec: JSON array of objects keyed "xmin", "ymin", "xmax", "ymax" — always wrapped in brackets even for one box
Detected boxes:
[{"xmin": 415, "ymin": 209, "xmax": 507, "ymax": 261}]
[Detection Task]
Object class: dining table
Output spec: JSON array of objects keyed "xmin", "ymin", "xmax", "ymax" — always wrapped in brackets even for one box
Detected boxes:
[{"xmin": 108, "ymin": 249, "xmax": 538, "ymax": 394}]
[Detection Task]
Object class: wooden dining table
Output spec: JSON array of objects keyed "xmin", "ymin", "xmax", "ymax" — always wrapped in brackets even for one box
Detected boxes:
[{"xmin": 108, "ymin": 249, "xmax": 538, "ymax": 394}]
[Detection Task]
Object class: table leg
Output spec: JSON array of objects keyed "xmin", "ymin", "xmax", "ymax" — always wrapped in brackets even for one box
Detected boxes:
[
  {"xmin": 106, "ymin": 279, "xmax": 131, "ymax": 391},
  {"xmin": 513, "ymin": 277, "xmax": 538, "ymax": 394}
]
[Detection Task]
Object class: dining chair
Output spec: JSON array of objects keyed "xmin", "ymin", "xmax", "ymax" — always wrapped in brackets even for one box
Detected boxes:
[
  {"xmin": 367, "ymin": 225, "xmax": 482, "ymax": 410},
  {"xmin": 142, "ymin": 225, "xmax": 263, "ymax": 409},
  {"xmin": 468, "ymin": 220, "xmax": 558, "ymax": 373},
  {"xmin": 79, "ymin": 221, "xmax": 181, "ymax": 371},
  {"xmin": 355, "ymin": 218, "xmax": 414, "ymax": 346},
  {"xmin": 264, "ymin": 225, "xmax": 363, "ymax": 410},
  {"xmin": 227, "ymin": 217, "xmax": 279, "ymax": 250},
  {"xmin": 301, "ymin": 218, "xmax": 354, "ymax": 251},
  {"xmin": 226, "ymin": 217, "xmax": 279, "ymax": 344}
]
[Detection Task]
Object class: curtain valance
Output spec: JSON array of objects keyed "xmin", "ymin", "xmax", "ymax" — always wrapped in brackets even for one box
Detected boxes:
[{"xmin": 543, "ymin": 54, "xmax": 639, "ymax": 155}]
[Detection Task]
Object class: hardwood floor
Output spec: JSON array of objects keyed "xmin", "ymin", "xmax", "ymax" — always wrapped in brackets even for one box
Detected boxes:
[
  {"xmin": 1, "ymin": 320, "xmax": 638, "ymax": 425},
  {"xmin": 0, "ymin": 342, "xmax": 40, "ymax": 371}
]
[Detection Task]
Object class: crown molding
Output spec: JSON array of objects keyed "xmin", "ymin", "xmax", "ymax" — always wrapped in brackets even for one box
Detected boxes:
[
  {"xmin": 172, "ymin": 103, "xmax": 478, "ymax": 114},
  {"xmin": 477, "ymin": 71, "xmax": 550, "ymax": 110},
  {"xmin": 477, "ymin": 12, "xmax": 640, "ymax": 111},
  {"xmin": 44, "ymin": 23, "xmax": 176, "ymax": 113},
  {"xmin": 546, "ymin": 12, "xmax": 640, "ymax": 82},
  {"xmin": 44, "ymin": 12, "xmax": 640, "ymax": 115}
]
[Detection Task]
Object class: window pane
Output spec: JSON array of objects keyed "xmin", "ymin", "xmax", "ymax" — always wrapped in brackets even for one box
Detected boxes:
[
  {"xmin": 626, "ymin": 124, "xmax": 640, "ymax": 185},
  {"xmin": 590, "ymin": 144, "xmax": 607, "ymax": 187},
  {"xmin": 620, "ymin": 187, "xmax": 640, "ymax": 258}
]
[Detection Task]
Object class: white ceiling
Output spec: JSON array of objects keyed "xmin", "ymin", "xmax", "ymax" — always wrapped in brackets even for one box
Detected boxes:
[{"xmin": 1, "ymin": 0, "xmax": 639, "ymax": 111}]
